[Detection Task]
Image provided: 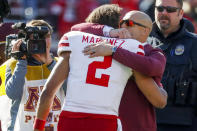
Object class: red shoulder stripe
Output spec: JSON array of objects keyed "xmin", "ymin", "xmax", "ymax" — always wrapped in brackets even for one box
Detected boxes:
[
  {"xmin": 58, "ymin": 43, "xmax": 70, "ymax": 48},
  {"xmin": 137, "ymin": 52, "xmax": 144, "ymax": 56}
]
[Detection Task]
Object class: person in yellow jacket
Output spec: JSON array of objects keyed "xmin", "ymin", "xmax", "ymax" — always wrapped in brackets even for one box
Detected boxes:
[
  {"xmin": 1, "ymin": 20, "xmax": 66, "ymax": 131},
  {"xmin": 0, "ymin": 60, "xmax": 12, "ymax": 131}
]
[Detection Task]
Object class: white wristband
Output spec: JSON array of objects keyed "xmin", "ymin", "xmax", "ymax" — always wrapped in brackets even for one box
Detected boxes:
[{"xmin": 103, "ymin": 25, "xmax": 114, "ymax": 37}]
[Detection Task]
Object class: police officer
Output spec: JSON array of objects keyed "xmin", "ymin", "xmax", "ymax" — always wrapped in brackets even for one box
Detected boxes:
[{"xmin": 148, "ymin": 0, "xmax": 197, "ymax": 130}]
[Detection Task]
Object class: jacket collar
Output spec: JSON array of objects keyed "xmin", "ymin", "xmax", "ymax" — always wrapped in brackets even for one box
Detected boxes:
[
  {"xmin": 151, "ymin": 18, "xmax": 186, "ymax": 41},
  {"xmin": 27, "ymin": 56, "xmax": 44, "ymax": 66}
]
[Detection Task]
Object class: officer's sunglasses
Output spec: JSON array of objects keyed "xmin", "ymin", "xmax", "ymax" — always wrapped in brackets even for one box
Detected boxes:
[
  {"xmin": 119, "ymin": 19, "xmax": 147, "ymax": 28},
  {"xmin": 155, "ymin": 6, "xmax": 181, "ymax": 13}
]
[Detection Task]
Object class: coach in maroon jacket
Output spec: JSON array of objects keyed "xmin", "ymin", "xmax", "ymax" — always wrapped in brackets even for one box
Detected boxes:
[{"xmin": 71, "ymin": 6, "xmax": 167, "ymax": 131}]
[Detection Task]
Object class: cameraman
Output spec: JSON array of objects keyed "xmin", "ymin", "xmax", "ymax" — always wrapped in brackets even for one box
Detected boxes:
[{"xmin": 5, "ymin": 20, "xmax": 66, "ymax": 131}]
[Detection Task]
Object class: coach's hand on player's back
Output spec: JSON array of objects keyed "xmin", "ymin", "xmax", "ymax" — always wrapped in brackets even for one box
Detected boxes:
[
  {"xmin": 83, "ymin": 41, "xmax": 113, "ymax": 58},
  {"xmin": 110, "ymin": 28, "xmax": 131, "ymax": 39}
]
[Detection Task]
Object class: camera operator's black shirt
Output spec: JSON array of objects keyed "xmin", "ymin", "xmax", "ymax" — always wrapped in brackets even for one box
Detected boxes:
[{"xmin": 27, "ymin": 56, "xmax": 44, "ymax": 66}]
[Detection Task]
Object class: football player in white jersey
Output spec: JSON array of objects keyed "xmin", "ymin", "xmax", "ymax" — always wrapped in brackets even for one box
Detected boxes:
[{"xmin": 34, "ymin": 4, "xmax": 166, "ymax": 131}]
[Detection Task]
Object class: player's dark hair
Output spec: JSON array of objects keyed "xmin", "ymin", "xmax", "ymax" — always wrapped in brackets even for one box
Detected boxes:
[
  {"xmin": 85, "ymin": 4, "xmax": 122, "ymax": 29},
  {"xmin": 176, "ymin": 0, "xmax": 183, "ymax": 8},
  {"xmin": 155, "ymin": 0, "xmax": 183, "ymax": 8},
  {"xmin": 0, "ymin": 0, "xmax": 10, "ymax": 22}
]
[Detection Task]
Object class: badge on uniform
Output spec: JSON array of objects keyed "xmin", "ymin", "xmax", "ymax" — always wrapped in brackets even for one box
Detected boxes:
[{"xmin": 175, "ymin": 45, "xmax": 184, "ymax": 55}]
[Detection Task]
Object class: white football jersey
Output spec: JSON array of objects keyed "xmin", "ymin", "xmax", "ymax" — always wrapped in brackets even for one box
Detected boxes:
[{"xmin": 58, "ymin": 31, "xmax": 144, "ymax": 116}]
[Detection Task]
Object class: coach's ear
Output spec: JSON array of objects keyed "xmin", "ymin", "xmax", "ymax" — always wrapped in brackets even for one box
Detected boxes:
[{"xmin": 142, "ymin": 26, "xmax": 151, "ymax": 40}]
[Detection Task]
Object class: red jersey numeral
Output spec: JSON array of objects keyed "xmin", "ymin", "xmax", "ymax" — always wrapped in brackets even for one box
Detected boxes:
[{"xmin": 86, "ymin": 56, "xmax": 112, "ymax": 87}]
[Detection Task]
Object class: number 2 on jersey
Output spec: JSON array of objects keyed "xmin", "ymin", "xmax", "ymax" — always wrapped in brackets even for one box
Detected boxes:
[{"xmin": 86, "ymin": 56, "xmax": 112, "ymax": 87}]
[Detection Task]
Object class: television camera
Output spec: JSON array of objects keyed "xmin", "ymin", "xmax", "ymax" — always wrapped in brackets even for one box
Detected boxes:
[{"xmin": 6, "ymin": 22, "xmax": 50, "ymax": 59}]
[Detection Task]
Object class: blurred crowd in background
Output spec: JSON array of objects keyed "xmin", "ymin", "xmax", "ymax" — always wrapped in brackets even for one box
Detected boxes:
[{"xmin": 4, "ymin": 0, "xmax": 197, "ymax": 52}]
